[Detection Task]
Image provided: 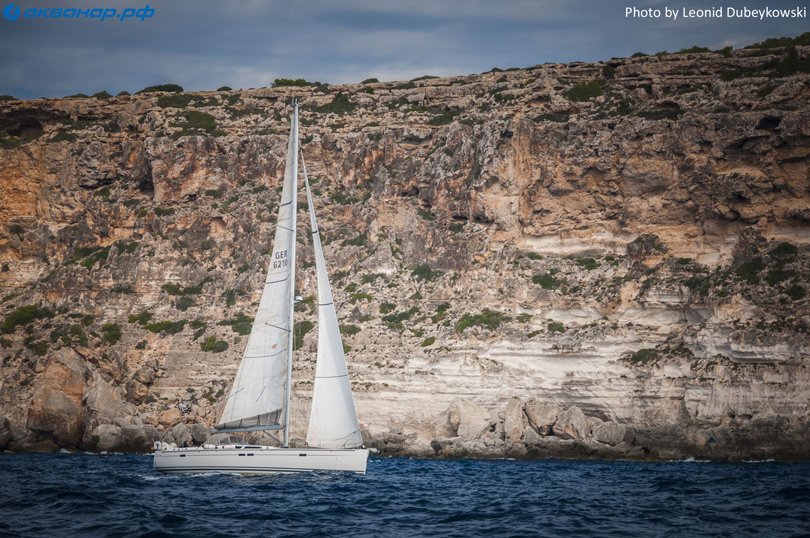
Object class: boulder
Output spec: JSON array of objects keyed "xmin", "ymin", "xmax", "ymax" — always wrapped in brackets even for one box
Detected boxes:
[
  {"xmin": 133, "ymin": 366, "xmax": 156, "ymax": 385},
  {"xmin": 593, "ymin": 421, "xmax": 633, "ymax": 446},
  {"xmin": 503, "ymin": 398, "xmax": 527, "ymax": 442},
  {"xmin": 141, "ymin": 414, "xmax": 158, "ymax": 427},
  {"xmin": 189, "ymin": 423, "xmax": 212, "ymax": 444},
  {"xmin": 169, "ymin": 423, "xmax": 193, "ymax": 447},
  {"xmin": 448, "ymin": 398, "xmax": 490, "ymax": 439},
  {"xmin": 0, "ymin": 416, "xmax": 11, "ymax": 451},
  {"xmin": 121, "ymin": 425, "xmax": 160, "ymax": 452},
  {"xmin": 95, "ymin": 424, "xmax": 122, "ymax": 452},
  {"xmin": 553, "ymin": 406, "xmax": 589, "ymax": 440},
  {"xmin": 159, "ymin": 408, "xmax": 182, "ymax": 427},
  {"xmin": 522, "ymin": 426, "xmax": 544, "ymax": 444},
  {"xmin": 125, "ymin": 380, "xmax": 149, "ymax": 405},
  {"xmin": 587, "ymin": 416, "xmax": 604, "ymax": 435},
  {"xmin": 26, "ymin": 348, "xmax": 89, "ymax": 448},
  {"xmin": 524, "ymin": 399, "xmax": 561, "ymax": 436},
  {"xmin": 83, "ymin": 372, "xmax": 134, "ymax": 434},
  {"xmin": 20, "ymin": 440, "xmax": 61, "ymax": 453}
]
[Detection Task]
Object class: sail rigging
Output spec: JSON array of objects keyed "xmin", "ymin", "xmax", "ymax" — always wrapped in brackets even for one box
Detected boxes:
[{"xmin": 155, "ymin": 103, "xmax": 369, "ymax": 475}]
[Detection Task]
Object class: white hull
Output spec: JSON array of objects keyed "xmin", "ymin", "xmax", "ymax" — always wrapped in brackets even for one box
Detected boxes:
[{"xmin": 153, "ymin": 445, "xmax": 369, "ymax": 475}]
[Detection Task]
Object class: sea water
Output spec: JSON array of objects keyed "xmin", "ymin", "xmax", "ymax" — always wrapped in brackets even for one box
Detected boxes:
[{"xmin": 1, "ymin": 453, "xmax": 809, "ymax": 537}]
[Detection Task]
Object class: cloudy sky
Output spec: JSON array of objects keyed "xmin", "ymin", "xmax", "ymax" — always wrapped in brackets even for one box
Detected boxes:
[{"xmin": 0, "ymin": 0, "xmax": 807, "ymax": 99}]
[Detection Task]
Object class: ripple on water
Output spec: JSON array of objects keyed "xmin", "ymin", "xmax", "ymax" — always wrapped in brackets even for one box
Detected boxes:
[{"xmin": 1, "ymin": 454, "xmax": 810, "ymax": 537}]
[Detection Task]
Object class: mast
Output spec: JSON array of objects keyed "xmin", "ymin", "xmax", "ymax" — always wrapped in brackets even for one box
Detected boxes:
[{"xmin": 283, "ymin": 100, "xmax": 299, "ymax": 448}]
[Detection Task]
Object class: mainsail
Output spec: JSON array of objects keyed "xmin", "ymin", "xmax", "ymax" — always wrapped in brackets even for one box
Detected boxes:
[
  {"xmin": 215, "ymin": 104, "xmax": 299, "ymax": 433},
  {"xmin": 302, "ymin": 155, "xmax": 363, "ymax": 449}
]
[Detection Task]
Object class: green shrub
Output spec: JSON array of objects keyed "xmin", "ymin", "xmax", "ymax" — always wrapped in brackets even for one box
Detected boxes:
[
  {"xmin": 534, "ymin": 113, "xmax": 568, "ymax": 123},
  {"xmin": 677, "ymin": 46, "xmax": 710, "ymax": 54},
  {"xmin": 154, "ymin": 207, "xmax": 176, "ymax": 217},
  {"xmin": 432, "ymin": 302, "xmax": 450, "ymax": 322},
  {"xmin": 50, "ymin": 131, "xmax": 77, "ymax": 143},
  {"xmin": 341, "ymin": 234, "xmax": 368, "ymax": 247},
  {"xmin": 340, "ymin": 324, "xmax": 361, "ymax": 336},
  {"xmin": 720, "ymin": 69, "xmax": 743, "ymax": 82},
  {"xmin": 361, "ymin": 78, "xmax": 379, "ymax": 84},
  {"xmin": 455, "ymin": 309, "xmax": 510, "ymax": 334},
  {"xmin": 636, "ymin": 109, "xmax": 684, "ymax": 121},
  {"xmin": 349, "ymin": 292, "xmax": 372, "ymax": 304},
  {"xmin": 628, "ymin": 348, "xmax": 657, "ymax": 364},
  {"xmin": 382, "ymin": 307, "xmax": 419, "ymax": 325},
  {"xmin": 137, "ymin": 84, "xmax": 183, "ymax": 94},
  {"xmin": 770, "ymin": 242, "xmax": 798, "ymax": 260},
  {"xmin": 380, "ymin": 302, "xmax": 395, "ymax": 314},
  {"xmin": 272, "ymin": 78, "xmax": 317, "ymax": 87},
  {"xmin": 144, "ymin": 320, "xmax": 186, "ymax": 334},
  {"xmin": 428, "ymin": 110, "xmax": 460, "ymax": 126},
  {"xmin": 420, "ymin": 336, "xmax": 436, "ymax": 347},
  {"xmin": 786, "ymin": 285, "xmax": 806, "ymax": 300},
  {"xmin": 79, "ymin": 244, "xmax": 112, "ymax": 269},
  {"xmin": 293, "ymin": 320, "xmax": 314, "ymax": 350},
  {"xmin": 417, "ymin": 208, "xmax": 434, "ymax": 221},
  {"xmin": 361, "ymin": 273, "xmax": 382, "ymax": 284},
  {"xmin": 162, "ymin": 277, "xmax": 211, "ymax": 296},
  {"xmin": 173, "ymin": 110, "xmax": 225, "ymax": 138},
  {"xmin": 532, "ymin": 273, "xmax": 560, "ymax": 289},
  {"xmin": 218, "ymin": 313, "xmax": 253, "ymax": 336},
  {"xmin": 129, "ymin": 311, "xmax": 153, "ymax": 325},
  {"xmin": 200, "ymin": 336, "xmax": 228, "ymax": 352},
  {"xmin": 576, "ymin": 257, "xmax": 597, "ymax": 270},
  {"xmin": 766, "ymin": 268, "xmax": 795, "ymax": 286},
  {"xmin": 736, "ymin": 257, "xmax": 765, "ymax": 284},
  {"xmin": 101, "ymin": 323, "xmax": 122, "ymax": 345},
  {"xmin": 25, "ymin": 339, "xmax": 49, "ymax": 356},
  {"xmin": 157, "ymin": 94, "xmax": 193, "ymax": 108},
  {"xmin": 547, "ymin": 321, "xmax": 566, "ymax": 333},
  {"xmin": 411, "ymin": 264, "xmax": 439, "ymax": 282},
  {"xmin": 175, "ymin": 296, "xmax": 194, "ymax": 312},
  {"xmin": 565, "ymin": 81, "xmax": 605, "ymax": 102},
  {"xmin": 746, "ymin": 33, "xmax": 810, "ymax": 48},
  {"xmin": 315, "ymin": 92, "xmax": 356, "ymax": 115},
  {"xmin": 2, "ymin": 304, "xmax": 54, "ymax": 334},
  {"xmin": 217, "ymin": 86, "xmax": 232, "ymax": 91},
  {"xmin": 114, "ymin": 240, "xmax": 139, "ymax": 254}
]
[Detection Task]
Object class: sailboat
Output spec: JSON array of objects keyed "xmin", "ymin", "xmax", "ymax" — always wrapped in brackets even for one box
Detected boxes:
[{"xmin": 153, "ymin": 102, "xmax": 370, "ymax": 474}]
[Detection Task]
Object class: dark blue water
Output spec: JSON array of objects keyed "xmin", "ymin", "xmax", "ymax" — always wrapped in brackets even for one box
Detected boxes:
[{"xmin": 1, "ymin": 454, "xmax": 809, "ymax": 537}]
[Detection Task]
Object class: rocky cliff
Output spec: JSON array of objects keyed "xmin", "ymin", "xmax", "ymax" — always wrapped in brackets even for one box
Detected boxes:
[{"xmin": 1, "ymin": 42, "xmax": 809, "ymax": 460}]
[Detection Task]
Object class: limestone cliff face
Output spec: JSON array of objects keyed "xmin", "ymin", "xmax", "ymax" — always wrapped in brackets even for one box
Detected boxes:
[{"xmin": 1, "ymin": 45, "xmax": 809, "ymax": 460}]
